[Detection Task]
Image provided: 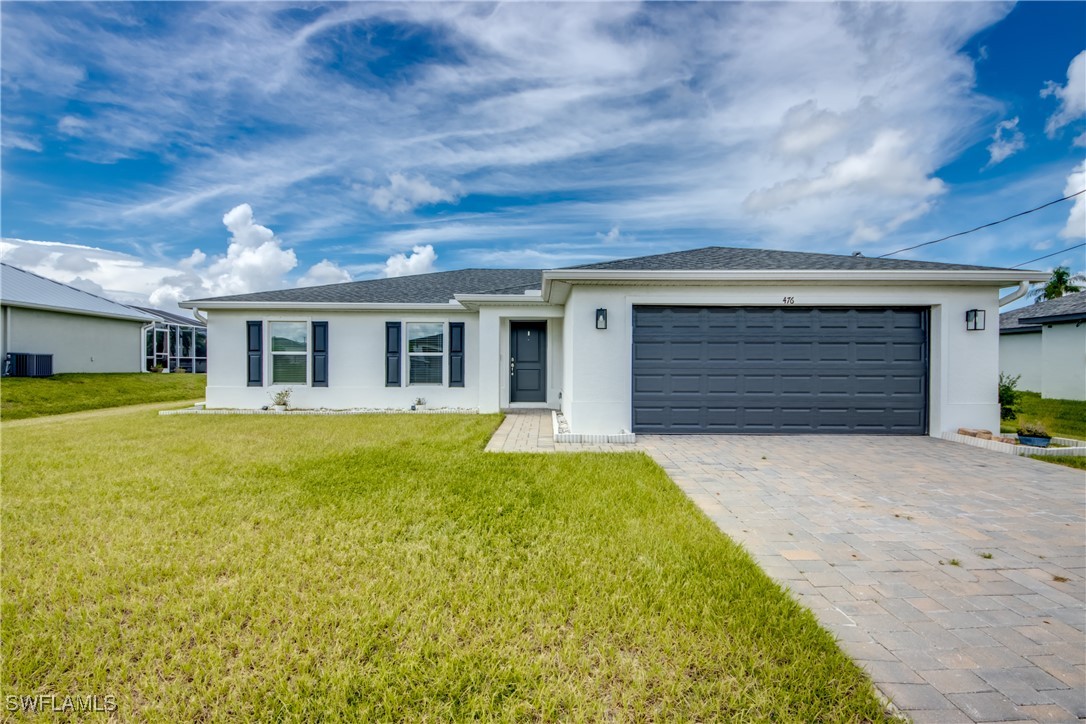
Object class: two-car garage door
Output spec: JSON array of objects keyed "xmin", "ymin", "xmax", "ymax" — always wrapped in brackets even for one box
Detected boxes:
[{"xmin": 632, "ymin": 306, "xmax": 929, "ymax": 434}]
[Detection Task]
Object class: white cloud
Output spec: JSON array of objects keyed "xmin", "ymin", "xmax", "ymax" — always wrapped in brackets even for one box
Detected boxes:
[
  {"xmin": 369, "ymin": 173, "xmax": 461, "ymax": 214},
  {"xmin": 745, "ymin": 130, "xmax": 946, "ymax": 213},
  {"xmin": 596, "ymin": 225, "xmax": 633, "ymax": 245},
  {"xmin": 1, "ymin": 2, "xmax": 1040, "ymax": 264},
  {"xmin": 1061, "ymin": 162, "xmax": 1085, "ymax": 240},
  {"xmin": 57, "ymin": 115, "xmax": 89, "ymax": 137},
  {"xmin": 1, "ymin": 131, "xmax": 42, "ymax": 152},
  {"xmin": 774, "ymin": 101, "xmax": 850, "ymax": 158},
  {"xmin": 193, "ymin": 203, "xmax": 297, "ymax": 297},
  {"xmin": 985, "ymin": 117, "xmax": 1025, "ymax": 167},
  {"xmin": 298, "ymin": 259, "xmax": 352, "ymax": 287},
  {"xmin": 848, "ymin": 201, "xmax": 934, "ymax": 245},
  {"xmin": 1041, "ymin": 50, "xmax": 1086, "ymax": 139},
  {"xmin": 383, "ymin": 245, "xmax": 437, "ymax": 278}
]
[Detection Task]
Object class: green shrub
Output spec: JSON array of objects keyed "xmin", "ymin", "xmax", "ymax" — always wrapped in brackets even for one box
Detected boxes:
[
  {"xmin": 998, "ymin": 373, "xmax": 1021, "ymax": 420},
  {"xmin": 1017, "ymin": 420, "xmax": 1050, "ymax": 438}
]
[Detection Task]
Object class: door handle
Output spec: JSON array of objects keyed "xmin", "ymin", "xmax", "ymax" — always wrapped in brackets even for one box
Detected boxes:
[{"xmin": 510, "ymin": 357, "xmax": 515, "ymax": 375}]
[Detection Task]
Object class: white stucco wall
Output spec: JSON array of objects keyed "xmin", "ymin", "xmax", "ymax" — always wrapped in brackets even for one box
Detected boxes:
[
  {"xmin": 559, "ymin": 283, "xmax": 1002, "ymax": 437},
  {"xmin": 999, "ymin": 332, "xmax": 1042, "ymax": 392},
  {"xmin": 206, "ymin": 309, "xmax": 486, "ymax": 410},
  {"xmin": 208, "ymin": 307, "xmax": 567, "ymax": 412},
  {"xmin": 1040, "ymin": 323, "xmax": 1086, "ymax": 401},
  {"xmin": 0, "ymin": 305, "xmax": 144, "ymax": 373}
]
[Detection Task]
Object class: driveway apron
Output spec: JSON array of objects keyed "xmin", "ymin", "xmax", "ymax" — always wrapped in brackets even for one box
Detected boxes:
[{"xmin": 639, "ymin": 435, "xmax": 1085, "ymax": 723}]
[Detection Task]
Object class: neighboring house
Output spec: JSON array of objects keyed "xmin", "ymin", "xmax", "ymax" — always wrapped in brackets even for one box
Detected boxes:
[
  {"xmin": 1, "ymin": 262, "xmax": 154, "ymax": 374},
  {"xmin": 132, "ymin": 306, "xmax": 208, "ymax": 373},
  {"xmin": 1000, "ymin": 291, "xmax": 1086, "ymax": 401},
  {"xmin": 182, "ymin": 246, "xmax": 1047, "ymax": 438}
]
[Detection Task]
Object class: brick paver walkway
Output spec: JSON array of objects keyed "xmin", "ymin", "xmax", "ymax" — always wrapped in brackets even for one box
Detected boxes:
[
  {"xmin": 485, "ymin": 410, "xmax": 638, "ymax": 453},
  {"xmin": 641, "ymin": 435, "xmax": 1085, "ymax": 723}
]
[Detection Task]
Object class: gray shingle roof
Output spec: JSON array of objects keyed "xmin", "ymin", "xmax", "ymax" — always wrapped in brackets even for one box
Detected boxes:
[
  {"xmin": 0, "ymin": 262, "xmax": 153, "ymax": 322},
  {"xmin": 999, "ymin": 304, "xmax": 1043, "ymax": 334},
  {"xmin": 1001, "ymin": 291, "xmax": 1086, "ymax": 332},
  {"xmin": 566, "ymin": 246, "xmax": 1013, "ymax": 272},
  {"xmin": 188, "ymin": 245, "xmax": 1031, "ymax": 306},
  {"xmin": 189, "ymin": 268, "xmax": 544, "ymax": 304}
]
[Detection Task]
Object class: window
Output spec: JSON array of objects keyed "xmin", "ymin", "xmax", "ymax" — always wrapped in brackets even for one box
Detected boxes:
[
  {"xmin": 407, "ymin": 322, "xmax": 443, "ymax": 384},
  {"xmin": 270, "ymin": 321, "xmax": 307, "ymax": 384}
]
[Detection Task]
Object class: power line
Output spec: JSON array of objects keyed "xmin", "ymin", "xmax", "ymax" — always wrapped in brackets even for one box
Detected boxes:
[
  {"xmin": 1011, "ymin": 242, "xmax": 1086, "ymax": 269},
  {"xmin": 877, "ymin": 189, "xmax": 1085, "ymax": 258}
]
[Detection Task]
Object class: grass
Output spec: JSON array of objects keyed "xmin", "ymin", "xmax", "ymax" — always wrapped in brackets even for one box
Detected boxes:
[
  {"xmin": 2, "ymin": 412, "xmax": 888, "ymax": 721},
  {"xmin": 1001, "ymin": 391, "xmax": 1086, "ymax": 440},
  {"xmin": 1037, "ymin": 456, "xmax": 1086, "ymax": 471},
  {"xmin": 0, "ymin": 373, "xmax": 205, "ymax": 420},
  {"xmin": 998, "ymin": 393, "xmax": 1086, "ymax": 471}
]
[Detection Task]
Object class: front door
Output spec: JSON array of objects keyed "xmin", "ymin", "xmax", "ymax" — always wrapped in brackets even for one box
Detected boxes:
[{"xmin": 510, "ymin": 321, "xmax": 547, "ymax": 403}]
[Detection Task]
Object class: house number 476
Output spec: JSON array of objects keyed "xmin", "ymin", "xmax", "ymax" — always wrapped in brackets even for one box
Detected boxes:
[{"xmin": 782, "ymin": 296, "xmax": 795, "ymax": 304}]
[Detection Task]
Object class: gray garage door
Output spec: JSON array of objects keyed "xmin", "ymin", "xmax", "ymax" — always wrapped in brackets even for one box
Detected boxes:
[{"xmin": 632, "ymin": 306, "xmax": 928, "ymax": 434}]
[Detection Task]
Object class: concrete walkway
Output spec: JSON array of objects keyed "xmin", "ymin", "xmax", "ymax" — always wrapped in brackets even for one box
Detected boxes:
[
  {"xmin": 640, "ymin": 435, "xmax": 1085, "ymax": 724},
  {"xmin": 485, "ymin": 415, "xmax": 1085, "ymax": 722},
  {"xmin": 484, "ymin": 409, "xmax": 638, "ymax": 452}
]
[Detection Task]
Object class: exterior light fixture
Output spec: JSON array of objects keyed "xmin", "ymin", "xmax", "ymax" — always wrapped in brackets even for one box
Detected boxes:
[
  {"xmin": 595, "ymin": 308, "xmax": 608, "ymax": 330},
  {"xmin": 965, "ymin": 309, "xmax": 985, "ymax": 331}
]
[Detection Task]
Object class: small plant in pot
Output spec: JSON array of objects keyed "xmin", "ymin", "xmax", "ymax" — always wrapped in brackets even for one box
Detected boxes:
[
  {"xmin": 269, "ymin": 388, "xmax": 292, "ymax": 411},
  {"xmin": 1016, "ymin": 421, "xmax": 1051, "ymax": 448}
]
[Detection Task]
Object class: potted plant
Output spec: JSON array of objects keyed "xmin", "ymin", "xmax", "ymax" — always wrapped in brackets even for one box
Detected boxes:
[
  {"xmin": 1016, "ymin": 421, "xmax": 1052, "ymax": 448},
  {"xmin": 269, "ymin": 388, "xmax": 292, "ymax": 412}
]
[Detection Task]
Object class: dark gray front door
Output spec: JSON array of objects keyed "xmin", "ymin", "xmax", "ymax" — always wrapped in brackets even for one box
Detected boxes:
[
  {"xmin": 632, "ymin": 306, "xmax": 929, "ymax": 434},
  {"xmin": 511, "ymin": 321, "xmax": 546, "ymax": 403}
]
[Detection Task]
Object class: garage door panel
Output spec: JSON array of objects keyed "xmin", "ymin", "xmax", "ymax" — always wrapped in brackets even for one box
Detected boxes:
[{"xmin": 632, "ymin": 306, "xmax": 928, "ymax": 434}]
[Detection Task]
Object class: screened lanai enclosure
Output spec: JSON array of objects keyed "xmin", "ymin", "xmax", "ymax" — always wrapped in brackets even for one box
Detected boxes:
[{"xmin": 137, "ymin": 307, "xmax": 207, "ymax": 373}]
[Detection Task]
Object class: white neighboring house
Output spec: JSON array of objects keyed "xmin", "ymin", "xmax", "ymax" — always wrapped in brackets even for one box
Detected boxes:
[
  {"xmin": 181, "ymin": 246, "xmax": 1046, "ymax": 438},
  {"xmin": 1, "ymin": 262, "xmax": 154, "ymax": 374},
  {"xmin": 1000, "ymin": 291, "xmax": 1086, "ymax": 402}
]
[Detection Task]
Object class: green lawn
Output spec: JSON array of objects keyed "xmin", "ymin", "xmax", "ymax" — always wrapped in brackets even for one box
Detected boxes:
[
  {"xmin": 2, "ymin": 412, "xmax": 887, "ymax": 721},
  {"xmin": 0, "ymin": 372, "xmax": 205, "ymax": 420},
  {"xmin": 1001, "ymin": 391, "xmax": 1086, "ymax": 440},
  {"xmin": 999, "ymin": 392, "xmax": 1086, "ymax": 471}
]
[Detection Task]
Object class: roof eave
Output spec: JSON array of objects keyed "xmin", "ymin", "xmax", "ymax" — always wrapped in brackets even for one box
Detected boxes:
[
  {"xmin": 1, "ymin": 299, "xmax": 154, "ymax": 323},
  {"xmin": 181, "ymin": 300, "xmax": 469, "ymax": 312},
  {"xmin": 453, "ymin": 292, "xmax": 550, "ymax": 310},
  {"xmin": 541, "ymin": 269, "xmax": 1049, "ymax": 303},
  {"xmin": 1017, "ymin": 312, "xmax": 1086, "ymax": 325}
]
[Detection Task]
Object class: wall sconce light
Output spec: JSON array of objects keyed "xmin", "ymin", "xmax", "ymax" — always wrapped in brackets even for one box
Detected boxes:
[
  {"xmin": 965, "ymin": 309, "xmax": 985, "ymax": 331},
  {"xmin": 595, "ymin": 308, "xmax": 608, "ymax": 330}
]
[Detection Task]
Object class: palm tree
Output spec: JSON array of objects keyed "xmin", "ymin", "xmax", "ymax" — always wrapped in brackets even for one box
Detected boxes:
[{"xmin": 1030, "ymin": 266, "xmax": 1086, "ymax": 302}]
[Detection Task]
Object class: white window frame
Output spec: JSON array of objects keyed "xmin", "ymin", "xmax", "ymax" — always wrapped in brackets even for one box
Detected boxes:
[
  {"xmin": 268, "ymin": 320, "xmax": 309, "ymax": 386},
  {"xmin": 406, "ymin": 321, "xmax": 446, "ymax": 386}
]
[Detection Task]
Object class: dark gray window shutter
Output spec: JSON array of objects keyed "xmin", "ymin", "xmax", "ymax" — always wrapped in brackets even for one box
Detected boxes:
[
  {"xmin": 312, "ymin": 321, "xmax": 328, "ymax": 387},
  {"xmin": 246, "ymin": 321, "xmax": 263, "ymax": 387},
  {"xmin": 449, "ymin": 322, "xmax": 465, "ymax": 387},
  {"xmin": 385, "ymin": 322, "xmax": 401, "ymax": 387}
]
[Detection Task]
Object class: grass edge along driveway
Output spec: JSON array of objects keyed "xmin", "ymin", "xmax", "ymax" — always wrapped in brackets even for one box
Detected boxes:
[{"xmin": 2, "ymin": 411, "xmax": 890, "ymax": 721}]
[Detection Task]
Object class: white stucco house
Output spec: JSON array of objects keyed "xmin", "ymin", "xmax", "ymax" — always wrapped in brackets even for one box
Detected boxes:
[
  {"xmin": 1000, "ymin": 291, "xmax": 1086, "ymax": 401},
  {"xmin": 1, "ymin": 262, "xmax": 154, "ymax": 374},
  {"xmin": 181, "ymin": 246, "xmax": 1047, "ymax": 438}
]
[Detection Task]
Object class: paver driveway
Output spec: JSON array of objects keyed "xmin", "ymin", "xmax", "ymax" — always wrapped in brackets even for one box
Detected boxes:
[{"xmin": 640, "ymin": 435, "xmax": 1085, "ymax": 723}]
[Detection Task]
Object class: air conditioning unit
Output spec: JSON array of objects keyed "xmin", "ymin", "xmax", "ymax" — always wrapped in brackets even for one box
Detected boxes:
[{"xmin": 4, "ymin": 353, "xmax": 54, "ymax": 377}]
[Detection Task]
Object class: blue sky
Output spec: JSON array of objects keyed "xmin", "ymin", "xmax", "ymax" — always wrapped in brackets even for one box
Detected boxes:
[{"xmin": 2, "ymin": 1, "xmax": 1083, "ymax": 310}]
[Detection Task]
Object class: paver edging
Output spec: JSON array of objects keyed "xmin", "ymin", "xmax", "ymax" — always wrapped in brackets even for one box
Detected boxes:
[
  {"xmin": 941, "ymin": 432, "xmax": 1086, "ymax": 457},
  {"xmin": 161, "ymin": 407, "xmax": 480, "ymax": 416},
  {"xmin": 551, "ymin": 410, "xmax": 636, "ymax": 444}
]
